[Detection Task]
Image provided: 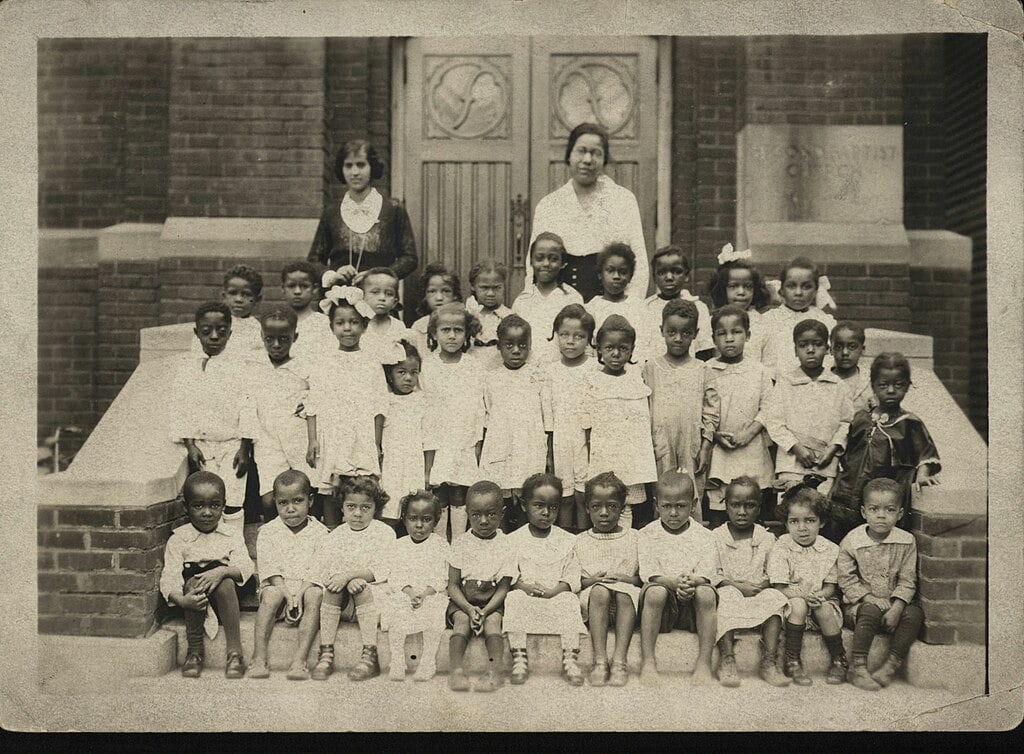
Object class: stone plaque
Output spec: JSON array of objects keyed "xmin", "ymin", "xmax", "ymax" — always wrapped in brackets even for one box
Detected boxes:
[{"xmin": 738, "ymin": 124, "xmax": 903, "ymax": 226}]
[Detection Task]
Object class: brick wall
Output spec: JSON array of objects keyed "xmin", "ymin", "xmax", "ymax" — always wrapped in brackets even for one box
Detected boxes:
[
  {"xmin": 910, "ymin": 266, "xmax": 971, "ymax": 412},
  {"xmin": 323, "ymin": 38, "xmax": 393, "ymax": 202},
  {"xmin": 38, "ymin": 499, "xmax": 186, "ymax": 638},
  {"xmin": 167, "ymin": 38, "xmax": 326, "ymax": 218},
  {"xmin": 38, "ymin": 265, "xmax": 99, "ymax": 454},
  {"xmin": 38, "ymin": 39, "xmax": 171, "ymax": 229},
  {"xmin": 913, "ymin": 508, "xmax": 986, "ymax": 645},
  {"xmin": 902, "ymin": 36, "xmax": 947, "ymax": 230},
  {"xmin": 818, "ymin": 262, "xmax": 912, "ymax": 333}
]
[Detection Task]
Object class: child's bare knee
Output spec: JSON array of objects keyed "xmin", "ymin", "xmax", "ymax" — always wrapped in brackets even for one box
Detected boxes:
[
  {"xmin": 451, "ymin": 613, "xmax": 472, "ymax": 636},
  {"xmin": 482, "ymin": 613, "xmax": 503, "ymax": 635},
  {"xmin": 644, "ymin": 585, "xmax": 669, "ymax": 609},
  {"xmin": 693, "ymin": 585, "xmax": 716, "ymax": 610},
  {"xmin": 590, "ymin": 585, "xmax": 611, "ymax": 605},
  {"xmin": 303, "ymin": 587, "xmax": 324, "ymax": 608},
  {"xmin": 788, "ymin": 597, "xmax": 808, "ymax": 618},
  {"xmin": 260, "ymin": 585, "xmax": 286, "ymax": 605},
  {"xmin": 352, "ymin": 588, "xmax": 373, "ymax": 606}
]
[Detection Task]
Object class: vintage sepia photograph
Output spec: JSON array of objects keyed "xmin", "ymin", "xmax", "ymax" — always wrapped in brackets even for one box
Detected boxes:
[{"xmin": 4, "ymin": 0, "xmax": 1021, "ymax": 734}]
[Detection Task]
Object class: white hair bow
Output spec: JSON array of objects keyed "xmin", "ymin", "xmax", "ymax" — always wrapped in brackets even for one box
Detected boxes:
[
  {"xmin": 376, "ymin": 340, "xmax": 409, "ymax": 366},
  {"xmin": 816, "ymin": 275, "xmax": 837, "ymax": 312},
  {"xmin": 717, "ymin": 243, "xmax": 753, "ymax": 266},
  {"xmin": 319, "ymin": 284, "xmax": 375, "ymax": 319},
  {"xmin": 321, "ymin": 269, "xmax": 344, "ymax": 290}
]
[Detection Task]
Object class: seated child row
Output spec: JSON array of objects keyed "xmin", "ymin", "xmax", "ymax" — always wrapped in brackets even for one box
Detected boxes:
[
  {"xmin": 181, "ymin": 250, "xmax": 939, "ymax": 545},
  {"xmin": 163, "ymin": 465, "xmax": 925, "ymax": 694}
]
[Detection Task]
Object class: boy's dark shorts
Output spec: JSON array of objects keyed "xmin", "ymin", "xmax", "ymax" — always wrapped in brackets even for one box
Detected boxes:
[
  {"xmin": 638, "ymin": 582, "xmax": 718, "ymax": 634},
  {"xmin": 446, "ymin": 579, "xmax": 503, "ymax": 628}
]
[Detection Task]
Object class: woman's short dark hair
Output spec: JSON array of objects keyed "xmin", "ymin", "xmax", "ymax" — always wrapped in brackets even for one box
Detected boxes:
[
  {"xmin": 335, "ymin": 139, "xmax": 385, "ymax": 183},
  {"xmin": 564, "ymin": 122, "xmax": 611, "ymax": 166}
]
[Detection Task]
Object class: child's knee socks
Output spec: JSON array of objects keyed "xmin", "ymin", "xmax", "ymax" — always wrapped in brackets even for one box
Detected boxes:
[
  {"xmin": 852, "ymin": 603, "xmax": 883, "ymax": 658},
  {"xmin": 320, "ymin": 602, "xmax": 342, "ymax": 644},
  {"xmin": 888, "ymin": 603, "xmax": 925, "ymax": 660},
  {"xmin": 822, "ymin": 632, "xmax": 846, "ymax": 660},
  {"xmin": 184, "ymin": 608, "xmax": 206, "ymax": 654},
  {"xmin": 783, "ymin": 621, "xmax": 805, "ymax": 661},
  {"xmin": 355, "ymin": 602, "xmax": 380, "ymax": 646}
]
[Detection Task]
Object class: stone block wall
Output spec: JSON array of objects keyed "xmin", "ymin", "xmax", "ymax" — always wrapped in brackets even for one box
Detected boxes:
[
  {"xmin": 38, "ymin": 499, "xmax": 186, "ymax": 638},
  {"xmin": 913, "ymin": 508, "xmax": 987, "ymax": 645}
]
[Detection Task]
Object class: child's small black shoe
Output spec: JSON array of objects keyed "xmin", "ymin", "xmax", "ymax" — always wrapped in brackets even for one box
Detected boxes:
[
  {"xmin": 181, "ymin": 652, "xmax": 204, "ymax": 679},
  {"xmin": 784, "ymin": 659, "xmax": 812, "ymax": 686},
  {"xmin": 826, "ymin": 655, "xmax": 848, "ymax": 685}
]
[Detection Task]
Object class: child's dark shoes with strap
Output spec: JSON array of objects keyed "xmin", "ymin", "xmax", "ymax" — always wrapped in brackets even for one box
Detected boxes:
[
  {"xmin": 348, "ymin": 645, "xmax": 380, "ymax": 681},
  {"xmin": 784, "ymin": 659, "xmax": 812, "ymax": 686},
  {"xmin": 181, "ymin": 652, "xmax": 204, "ymax": 679},
  {"xmin": 224, "ymin": 652, "xmax": 245, "ymax": 679}
]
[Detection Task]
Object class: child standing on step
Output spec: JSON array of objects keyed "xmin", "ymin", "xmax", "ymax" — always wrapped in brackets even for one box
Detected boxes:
[
  {"xmin": 830, "ymin": 321, "xmax": 874, "ymax": 414},
  {"xmin": 837, "ymin": 478, "xmax": 925, "ymax": 691},
  {"xmin": 445, "ymin": 481, "xmax": 515, "ymax": 692},
  {"xmin": 409, "ymin": 262, "xmax": 461, "ymax": 358},
  {"xmin": 420, "ymin": 302, "xmax": 485, "ymax": 542},
  {"xmin": 573, "ymin": 472, "xmax": 641, "ymax": 687},
  {"xmin": 828, "ymin": 351, "xmax": 941, "ymax": 542},
  {"xmin": 711, "ymin": 476, "xmax": 790, "ymax": 689},
  {"xmin": 585, "ymin": 243, "xmax": 645, "ymax": 335},
  {"xmin": 765, "ymin": 319, "xmax": 854, "ymax": 498},
  {"xmin": 384, "ymin": 491, "xmax": 450, "ymax": 682},
  {"xmin": 355, "ymin": 266, "xmax": 410, "ymax": 362},
  {"xmin": 543, "ymin": 304, "xmax": 597, "ymax": 531},
  {"xmin": 581, "ymin": 314, "xmax": 658, "ymax": 530},
  {"xmin": 638, "ymin": 244, "xmax": 714, "ymax": 363},
  {"xmin": 504, "ymin": 474, "xmax": 588, "ymax": 687},
  {"xmin": 512, "ymin": 232, "xmax": 584, "ymax": 363},
  {"xmin": 760, "ymin": 257, "xmax": 836, "ymax": 381},
  {"xmin": 466, "ymin": 259, "xmax": 512, "ymax": 367},
  {"xmin": 642, "ymin": 298, "xmax": 720, "ymax": 511},
  {"xmin": 707, "ymin": 244, "xmax": 771, "ymax": 362},
  {"xmin": 247, "ymin": 470, "xmax": 327, "ymax": 681},
  {"xmin": 174, "ymin": 302, "xmax": 254, "ymax": 536},
  {"xmin": 704, "ymin": 306, "xmax": 775, "ymax": 529},
  {"xmin": 637, "ymin": 470, "xmax": 720, "ymax": 687},
  {"xmin": 281, "ymin": 260, "xmax": 333, "ymax": 362},
  {"xmin": 767, "ymin": 484, "xmax": 848, "ymax": 687},
  {"xmin": 479, "ymin": 315, "xmax": 553, "ymax": 532},
  {"xmin": 161, "ymin": 471, "xmax": 255, "ymax": 679},
  {"xmin": 304, "ymin": 285, "xmax": 388, "ymax": 528},
  {"xmin": 311, "ymin": 476, "xmax": 395, "ymax": 682},
  {"xmin": 219, "ymin": 264, "xmax": 266, "ymax": 359}
]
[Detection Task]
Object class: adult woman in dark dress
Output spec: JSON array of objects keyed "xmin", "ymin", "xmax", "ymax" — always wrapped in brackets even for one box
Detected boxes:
[
  {"xmin": 527, "ymin": 123, "xmax": 648, "ymax": 302},
  {"xmin": 308, "ymin": 139, "xmax": 418, "ymax": 285}
]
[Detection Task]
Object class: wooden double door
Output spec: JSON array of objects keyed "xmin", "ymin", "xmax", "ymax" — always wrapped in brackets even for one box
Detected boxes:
[{"xmin": 402, "ymin": 36, "xmax": 659, "ymax": 302}]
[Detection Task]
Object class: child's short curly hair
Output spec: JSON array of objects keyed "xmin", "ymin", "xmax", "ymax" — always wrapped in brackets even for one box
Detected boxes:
[
  {"xmin": 280, "ymin": 260, "xmax": 320, "ymax": 287},
  {"xmin": 360, "ymin": 266, "xmax": 399, "ymax": 287},
  {"xmin": 339, "ymin": 476, "xmax": 389, "ymax": 515},
  {"xmin": 725, "ymin": 475, "xmax": 762, "ymax": 501},
  {"xmin": 223, "ymin": 264, "xmax": 264, "ymax": 297},
  {"xmin": 551, "ymin": 303, "xmax": 596, "ymax": 345},
  {"xmin": 521, "ymin": 472, "xmax": 564, "ymax": 501},
  {"xmin": 183, "ymin": 470, "xmax": 225, "ymax": 503},
  {"xmin": 584, "ymin": 471, "xmax": 627, "ymax": 506},
  {"xmin": 323, "ymin": 298, "xmax": 370, "ymax": 329},
  {"xmin": 417, "ymin": 263, "xmax": 462, "ymax": 317},
  {"xmin": 662, "ymin": 298, "xmax": 699, "ymax": 325},
  {"xmin": 194, "ymin": 301, "xmax": 232, "ymax": 327},
  {"xmin": 650, "ymin": 244, "xmax": 691, "ymax": 275},
  {"xmin": 398, "ymin": 489, "xmax": 442, "ymax": 521},
  {"xmin": 259, "ymin": 305, "xmax": 298, "ymax": 331},
  {"xmin": 708, "ymin": 258, "xmax": 770, "ymax": 310},
  {"xmin": 596, "ymin": 242, "xmax": 636, "ymax": 277},
  {"xmin": 710, "ymin": 304, "xmax": 750, "ymax": 333},
  {"xmin": 468, "ymin": 258, "xmax": 509, "ymax": 287},
  {"xmin": 594, "ymin": 314, "xmax": 636, "ymax": 365},
  {"xmin": 869, "ymin": 351, "xmax": 912, "ymax": 385},
  {"xmin": 793, "ymin": 318, "xmax": 829, "ymax": 343},
  {"xmin": 777, "ymin": 483, "xmax": 831, "ymax": 525},
  {"xmin": 779, "ymin": 256, "xmax": 820, "ymax": 289},
  {"xmin": 496, "ymin": 313, "xmax": 531, "ymax": 343},
  {"xmin": 426, "ymin": 303, "xmax": 481, "ymax": 352},
  {"xmin": 830, "ymin": 320, "xmax": 865, "ymax": 346},
  {"xmin": 862, "ymin": 477, "xmax": 904, "ymax": 505}
]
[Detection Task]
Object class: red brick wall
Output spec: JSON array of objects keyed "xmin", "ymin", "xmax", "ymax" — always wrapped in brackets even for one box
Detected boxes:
[
  {"xmin": 167, "ymin": 38, "xmax": 326, "ymax": 218},
  {"xmin": 38, "ymin": 499, "xmax": 186, "ymax": 638},
  {"xmin": 323, "ymin": 38, "xmax": 393, "ymax": 202},
  {"xmin": 38, "ymin": 39, "xmax": 171, "ymax": 229},
  {"xmin": 38, "ymin": 265, "xmax": 99, "ymax": 454},
  {"xmin": 902, "ymin": 36, "xmax": 947, "ymax": 230},
  {"xmin": 910, "ymin": 266, "xmax": 971, "ymax": 412},
  {"xmin": 913, "ymin": 508, "xmax": 986, "ymax": 645}
]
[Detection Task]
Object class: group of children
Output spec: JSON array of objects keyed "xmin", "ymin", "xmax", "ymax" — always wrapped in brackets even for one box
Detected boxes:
[{"xmin": 163, "ymin": 234, "xmax": 941, "ymax": 691}]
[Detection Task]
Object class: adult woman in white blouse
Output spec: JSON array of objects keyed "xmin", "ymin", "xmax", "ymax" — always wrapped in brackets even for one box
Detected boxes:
[{"xmin": 528, "ymin": 123, "xmax": 648, "ymax": 302}]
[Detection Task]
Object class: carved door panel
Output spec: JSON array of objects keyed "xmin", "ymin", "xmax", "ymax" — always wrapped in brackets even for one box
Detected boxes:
[
  {"xmin": 404, "ymin": 38, "xmax": 531, "ymax": 304},
  {"xmin": 403, "ymin": 37, "xmax": 657, "ymax": 304},
  {"xmin": 530, "ymin": 37, "xmax": 659, "ymax": 277}
]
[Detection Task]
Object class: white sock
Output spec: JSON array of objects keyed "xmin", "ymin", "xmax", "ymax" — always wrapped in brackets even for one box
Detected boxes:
[
  {"xmin": 419, "ymin": 630, "xmax": 441, "ymax": 670},
  {"xmin": 508, "ymin": 631, "xmax": 527, "ymax": 649},
  {"xmin": 561, "ymin": 633, "xmax": 579, "ymax": 651},
  {"xmin": 388, "ymin": 631, "xmax": 407, "ymax": 676},
  {"xmin": 319, "ymin": 603, "xmax": 342, "ymax": 645},
  {"xmin": 355, "ymin": 602, "xmax": 380, "ymax": 647}
]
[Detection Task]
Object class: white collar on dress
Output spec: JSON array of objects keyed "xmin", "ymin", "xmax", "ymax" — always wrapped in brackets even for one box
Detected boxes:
[
  {"xmin": 846, "ymin": 524, "xmax": 914, "ymax": 549},
  {"xmin": 340, "ymin": 188, "xmax": 383, "ymax": 234}
]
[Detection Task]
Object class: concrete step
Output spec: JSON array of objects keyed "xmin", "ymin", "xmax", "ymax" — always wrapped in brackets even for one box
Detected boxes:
[{"xmin": 163, "ymin": 614, "xmax": 983, "ymax": 695}]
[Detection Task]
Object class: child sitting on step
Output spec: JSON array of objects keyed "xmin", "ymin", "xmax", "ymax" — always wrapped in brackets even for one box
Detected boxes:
[
  {"xmin": 767, "ymin": 484, "xmax": 848, "ymax": 687},
  {"xmin": 247, "ymin": 470, "xmax": 327, "ymax": 681},
  {"xmin": 445, "ymin": 481, "xmax": 515, "ymax": 692},
  {"xmin": 637, "ymin": 470, "xmax": 720, "ymax": 687},
  {"xmin": 837, "ymin": 478, "xmax": 925, "ymax": 691},
  {"xmin": 160, "ymin": 471, "xmax": 255, "ymax": 679},
  {"xmin": 504, "ymin": 474, "xmax": 588, "ymax": 687},
  {"xmin": 311, "ymin": 476, "xmax": 395, "ymax": 682}
]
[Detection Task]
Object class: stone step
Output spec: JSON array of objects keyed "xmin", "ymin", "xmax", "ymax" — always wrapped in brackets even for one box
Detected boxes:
[{"xmin": 163, "ymin": 615, "xmax": 983, "ymax": 694}]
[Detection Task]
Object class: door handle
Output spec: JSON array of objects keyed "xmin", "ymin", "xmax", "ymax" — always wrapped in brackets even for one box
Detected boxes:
[{"xmin": 511, "ymin": 194, "xmax": 530, "ymax": 267}]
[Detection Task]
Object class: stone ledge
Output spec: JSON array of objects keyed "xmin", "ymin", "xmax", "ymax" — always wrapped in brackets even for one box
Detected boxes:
[
  {"xmin": 38, "ymin": 630, "xmax": 178, "ymax": 694},
  {"xmin": 906, "ymin": 230, "xmax": 972, "ymax": 270}
]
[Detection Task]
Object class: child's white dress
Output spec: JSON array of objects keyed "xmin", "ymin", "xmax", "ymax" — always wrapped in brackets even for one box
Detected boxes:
[
  {"xmin": 642, "ymin": 356, "xmax": 720, "ymax": 484},
  {"xmin": 305, "ymin": 347, "xmax": 389, "ymax": 491},
  {"xmin": 543, "ymin": 357, "xmax": 597, "ymax": 494},
  {"xmin": 586, "ymin": 295, "xmax": 645, "ymax": 334},
  {"xmin": 573, "ymin": 528, "xmax": 641, "ymax": 621},
  {"xmin": 712, "ymin": 523, "xmax": 788, "ymax": 640},
  {"xmin": 419, "ymin": 351, "xmax": 485, "ymax": 487},
  {"xmin": 380, "ymin": 390, "xmax": 436, "ymax": 519},
  {"xmin": 408, "ymin": 315, "xmax": 431, "ymax": 359},
  {"xmin": 836, "ymin": 367, "xmax": 875, "ymax": 414},
  {"xmin": 511, "ymin": 284, "xmax": 584, "ymax": 363},
  {"xmin": 638, "ymin": 291, "xmax": 714, "ymax": 362},
  {"xmin": 479, "ymin": 364, "xmax": 551, "ymax": 491},
  {"xmin": 705, "ymin": 358, "xmax": 775, "ymax": 505},
  {"xmin": 314, "ymin": 519, "xmax": 396, "ymax": 620},
  {"xmin": 361, "ymin": 316, "xmax": 412, "ymax": 363},
  {"xmin": 256, "ymin": 515, "xmax": 328, "ymax": 599},
  {"xmin": 759, "ymin": 304, "xmax": 836, "ymax": 380},
  {"xmin": 384, "ymin": 533, "xmax": 450, "ymax": 635},
  {"xmin": 504, "ymin": 526, "xmax": 588, "ymax": 639},
  {"xmin": 579, "ymin": 367, "xmax": 658, "ymax": 495},
  {"xmin": 251, "ymin": 356, "xmax": 316, "ymax": 496}
]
